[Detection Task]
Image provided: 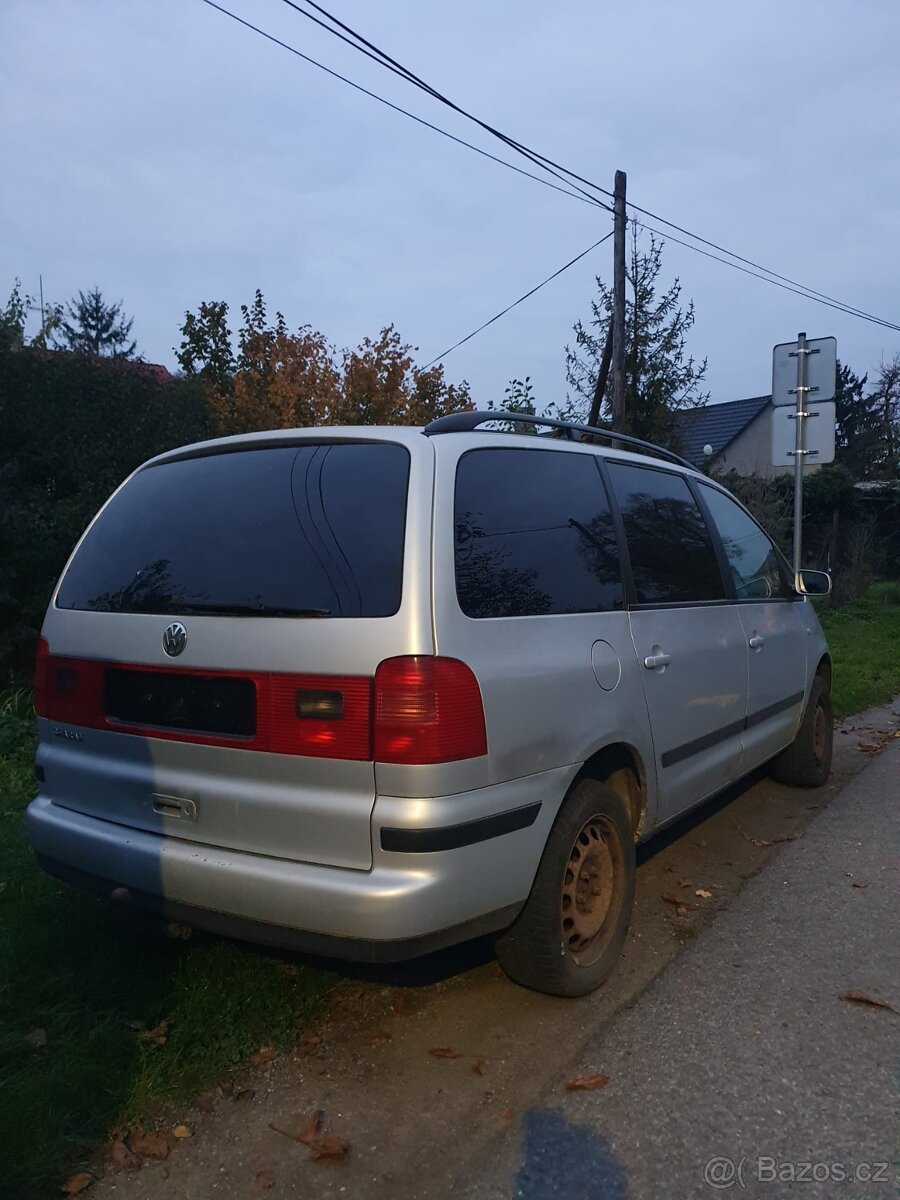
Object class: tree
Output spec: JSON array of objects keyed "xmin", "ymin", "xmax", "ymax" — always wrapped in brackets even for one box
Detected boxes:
[
  {"xmin": 564, "ymin": 230, "xmax": 708, "ymax": 445},
  {"xmin": 0, "ymin": 280, "xmax": 27, "ymax": 351},
  {"xmin": 177, "ymin": 289, "xmax": 472, "ymax": 435},
  {"xmin": 1, "ymin": 278, "xmax": 63, "ymax": 351},
  {"xmin": 56, "ymin": 287, "xmax": 137, "ymax": 357},
  {"xmin": 834, "ymin": 360, "xmax": 875, "ymax": 478},
  {"xmin": 869, "ymin": 353, "xmax": 900, "ymax": 480}
]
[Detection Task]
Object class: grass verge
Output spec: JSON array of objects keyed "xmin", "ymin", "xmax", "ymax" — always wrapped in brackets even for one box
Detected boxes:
[
  {"xmin": 818, "ymin": 584, "xmax": 900, "ymax": 718},
  {"xmin": 0, "ymin": 702, "xmax": 333, "ymax": 1199}
]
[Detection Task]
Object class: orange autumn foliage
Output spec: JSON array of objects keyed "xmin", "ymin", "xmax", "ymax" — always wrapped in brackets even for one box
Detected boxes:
[{"xmin": 177, "ymin": 291, "xmax": 471, "ymax": 436}]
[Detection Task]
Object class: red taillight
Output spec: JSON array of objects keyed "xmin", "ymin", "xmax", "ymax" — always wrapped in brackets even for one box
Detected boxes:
[
  {"xmin": 34, "ymin": 643, "xmax": 373, "ymax": 761},
  {"xmin": 33, "ymin": 647, "xmax": 486, "ymax": 765},
  {"xmin": 267, "ymin": 674, "xmax": 373, "ymax": 761},
  {"xmin": 34, "ymin": 638, "xmax": 105, "ymax": 724},
  {"xmin": 34, "ymin": 637, "xmax": 51, "ymax": 716},
  {"xmin": 374, "ymin": 656, "xmax": 487, "ymax": 765}
]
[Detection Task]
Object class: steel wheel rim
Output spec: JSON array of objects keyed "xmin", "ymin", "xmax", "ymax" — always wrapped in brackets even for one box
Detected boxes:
[{"xmin": 561, "ymin": 815, "xmax": 618, "ymax": 965}]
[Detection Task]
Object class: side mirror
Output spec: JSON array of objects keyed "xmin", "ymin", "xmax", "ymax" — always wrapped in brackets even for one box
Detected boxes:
[{"xmin": 796, "ymin": 569, "xmax": 832, "ymax": 596}]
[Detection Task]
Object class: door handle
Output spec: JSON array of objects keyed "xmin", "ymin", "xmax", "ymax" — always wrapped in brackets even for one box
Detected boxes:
[
  {"xmin": 748, "ymin": 634, "xmax": 765, "ymax": 650},
  {"xmin": 643, "ymin": 652, "xmax": 671, "ymax": 670}
]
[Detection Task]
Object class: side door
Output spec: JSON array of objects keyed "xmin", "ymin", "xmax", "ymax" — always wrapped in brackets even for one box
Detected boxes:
[
  {"xmin": 695, "ymin": 482, "xmax": 807, "ymax": 769},
  {"xmin": 605, "ymin": 461, "xmax": 749, "ymax": 824},
  {"xmin": 428, "ymin": 439, "xmax": 656, "ymax": 801}
]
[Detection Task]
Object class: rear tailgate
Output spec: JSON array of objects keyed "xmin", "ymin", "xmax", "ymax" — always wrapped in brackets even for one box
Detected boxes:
[{"xmin": 36, "ymin": 434, "xmax": 434, "ymax": 870}]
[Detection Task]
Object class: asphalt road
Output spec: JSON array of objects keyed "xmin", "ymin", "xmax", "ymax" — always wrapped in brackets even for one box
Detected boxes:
[
  {"xmin": 85, "ymin": 699, "xmax": 899, "ymax": 1200},
  {"xmin": 457, "ymin": 738, "xmax": 899, "ymax": 1200}
]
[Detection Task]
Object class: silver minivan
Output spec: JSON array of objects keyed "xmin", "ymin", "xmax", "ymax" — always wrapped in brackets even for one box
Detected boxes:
[{"xmin": 26, "ymin": 412, "xmax": 833, "ymax": 996}]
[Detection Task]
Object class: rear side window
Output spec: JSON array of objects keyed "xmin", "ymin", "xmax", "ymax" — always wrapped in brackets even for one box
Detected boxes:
[
  {"xmin": 606, "ymin": 462, "xmax": 725, "ymax": 605},
  {"xmin": 698, "ymin": 483, "xmax": 793, "ymax": 600},
  {"xmin": 454, "ymin": 448, "xmax": 623, "ymax": 618},
  {"xmin": 57, "ymin": 443, "xmax": 410, "ymax": 618}
]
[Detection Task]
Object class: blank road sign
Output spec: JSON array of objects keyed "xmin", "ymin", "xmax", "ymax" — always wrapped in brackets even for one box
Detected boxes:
[
  {"xmin": 771, "ymin": 401, "xmax": 836, "ymax": 466},
  {"xmin": 772, "ymin": 336, "xmax": 836, "ymax": 406}
]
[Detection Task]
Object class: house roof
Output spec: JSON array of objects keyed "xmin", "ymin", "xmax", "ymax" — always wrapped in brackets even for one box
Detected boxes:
[{"xmin": 675, "ymin": 394, "xmax": 771, "ymax": 465}]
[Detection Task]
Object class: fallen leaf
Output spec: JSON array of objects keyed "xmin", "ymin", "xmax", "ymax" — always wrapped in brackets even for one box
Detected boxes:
[
  {"xmin": 108, "ymin": 1140, "xmax": 140, "ymax": 1171},
  {"xmin": 60, "ymin": 1173, "xmax": 93, "ymax": 1194},
  {"xmin": 565, "ymin": 1073, "xmax": 610, "ymax": 1092},
  {"xmin": 662, "ymin": 893, "xmax": 699, "ymax": 911},
  {"xmin": 128, "ymin": 1127, "xmax": 171, "ymax": 1160},
  {"xmin": 235, "ymin": 1087, "xmax": 256, "ymax": 1103},
  {"xmin": 695, "ymin": 889, "xmax": 713, "ymax": 899},
  {"xmin": 857, "ymin": 742, "xmax": 882, "ymax": 754},
  {"xmin": 25, "ymin": 1027, "xmax": 47, "ymax": 1049},
  {"xmin": 255, "ymin": 1169, "xmax": 276, "ymax": 1190},
  {"xmin": 295, "ymin": 1030, "xmax": 321, "ymax": 1057},
  {"xmin": 172, "ymin": 1124, "xmax": 192, "ymax": 1139},
  {"xmin": 840, "ymin": 989, "xmax": 897, "ymax": 1013},
  {"xmin": 661, "ymin": 864, "xmax": 674, "ymax": 873},
  {"xmin": 742, "ymin": 833, "xmax": 794, "ymax": 848},
  {"xmin": 391, "ymin": 992, "xmax": 413, "ymax": 1015},
  {"xmin": 295, "ymin": 1109, "xmax": 323, "ymax": 1146},
  {"xmin": 139, "ymin": 1019, "xmax": 168, "ymax": 1046},
  {"xmin": 308, "ymin": 1133, "xmax": 350, "ymax": 1162},
  {"xmin": 429, "ymin": 1047, "xmax": 463, "ymax": 1059},
  {"xmin": 472, "ymin": 1058, "xmax": 487, "ymax": 1076},
  {"xmin": 499, "ymin": 1107, "xmax": 514, "ymax": 1121},
  {"xmin": 249, "ymin": 1046, "xmax": 277, "ymax": 1067},
  {"xmin": 851, "ymin": 880, "xmax": 869, "ymax": 889},
  {"xmin": 675, "ymin": 878, "xmax": 692, "ymax": 888},
  {"xmin": 367, "ymin": 1030, "xmax": 392, "ymax": 1047}
]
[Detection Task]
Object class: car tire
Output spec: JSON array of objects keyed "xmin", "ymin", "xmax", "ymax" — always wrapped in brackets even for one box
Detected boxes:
[
  {"xmin": 771, "ymin": 676, "xmax": 833, "ymax": 787},
  {"xmin": 495, "ymin": 779, "xmax": 635, "ymax": 997}
]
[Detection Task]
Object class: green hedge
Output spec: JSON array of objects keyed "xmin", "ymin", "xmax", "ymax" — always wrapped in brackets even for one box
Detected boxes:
[{"xmin": 0, "ymin": 348, "xmax": 209, "ymax": 670}]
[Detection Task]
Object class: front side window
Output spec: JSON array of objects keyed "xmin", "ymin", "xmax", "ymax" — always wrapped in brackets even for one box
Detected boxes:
[
  {"xmin": 57, "ymin": 443, "xmax": 410, "ymax": 618},
  {"xmin": 454, "ymin": 448, "xmax": 623, "ymax": 618},
  {"xmin": 699, "ymin": 484, "xmax": 793, "ymax": 600},
  {"xmin": 606, "ymin": 463, "xmax": 725, "ymax": 604}
]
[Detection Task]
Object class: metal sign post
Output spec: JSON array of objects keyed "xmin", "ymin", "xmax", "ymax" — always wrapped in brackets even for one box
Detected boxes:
[
  {"xmin": 790, "ymin": 332, "xmax": 813, "ymax": 581},
  {"xmin": 772, "ymin": 333, "xmax": 836, "ymax": 586}
]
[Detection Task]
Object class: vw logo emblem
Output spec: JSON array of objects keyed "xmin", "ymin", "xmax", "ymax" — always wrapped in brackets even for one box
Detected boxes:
[{"xmin": 162, "ymin": 622, "xmax": 187, "ymax": 657}]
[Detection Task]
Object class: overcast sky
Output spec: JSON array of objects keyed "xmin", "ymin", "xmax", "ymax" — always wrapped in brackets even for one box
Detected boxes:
[{"xmin": 2, "ymin": 0, "xmax": 898, "ymax": 410}]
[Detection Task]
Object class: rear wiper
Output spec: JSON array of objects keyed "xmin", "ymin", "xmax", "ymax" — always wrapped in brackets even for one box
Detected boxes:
[{"xmin": 171, "ymin": 603, "xmax": 332, "ymax": 618}]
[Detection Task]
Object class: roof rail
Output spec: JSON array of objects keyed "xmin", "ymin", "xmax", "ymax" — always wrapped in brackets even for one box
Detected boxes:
[{"xmin": 422, "ymin": 410, "xmax": 694, "ymax": 470}]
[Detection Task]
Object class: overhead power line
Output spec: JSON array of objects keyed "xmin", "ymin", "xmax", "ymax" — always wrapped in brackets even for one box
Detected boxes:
[
  {"xmin": 273, "ymin": 0, "xmax": 900, "ymax": 333},
  {"xmin": 633, "ymin": 220, "xmax": 900, "ymax": 333},
  {"xmin": 277, "ymin": 0, "xmax": 614, "ymax": 212},
  {"xmin": 200, "ymin": 0, "xmax": 608, "ymax": 213},
  {"xmin": 423, "ymin": 230, "xmax": 613, "ymax": 368}
]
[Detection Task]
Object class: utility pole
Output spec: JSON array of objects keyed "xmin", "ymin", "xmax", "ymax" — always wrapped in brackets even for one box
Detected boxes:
[{"xmin": 611, "ymin": 169, "xmax": 627, "ymax": 432}]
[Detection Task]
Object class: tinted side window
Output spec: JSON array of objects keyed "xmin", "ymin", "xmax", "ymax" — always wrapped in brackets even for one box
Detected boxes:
[
  {"xmin": 57, "ymin": 444, "xmax": 410, "ymax": 618},
  {"xmin": 699, "ymin": 484, "xmax": 793, "ymax": 600},
  {"xmin": 454, "ymin": 449, "xmax": 623, "ymax": 618},
  {"xmin": 607, "ymin": 463, "xmax": 725, "ymax": 604}
]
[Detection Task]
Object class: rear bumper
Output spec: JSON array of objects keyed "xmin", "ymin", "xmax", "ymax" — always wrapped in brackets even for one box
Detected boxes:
[{"xmin": 25, "ymin": 766, "xmax": 570, "ymax": 961}]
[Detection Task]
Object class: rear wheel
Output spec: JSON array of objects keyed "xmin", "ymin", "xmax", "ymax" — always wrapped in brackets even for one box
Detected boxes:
[
  {"xmin": 495, "ymin": 779, "xmax": 635, "ymax": 997},
  {"xmin": 771, "ymin": 676, "xmax": 833, "ymax": 787}
]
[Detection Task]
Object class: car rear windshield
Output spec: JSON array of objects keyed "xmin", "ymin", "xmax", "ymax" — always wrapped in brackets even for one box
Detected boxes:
[{"xmin": 56, "ymin": 443, "xmax": 410, "ymax": 618}]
